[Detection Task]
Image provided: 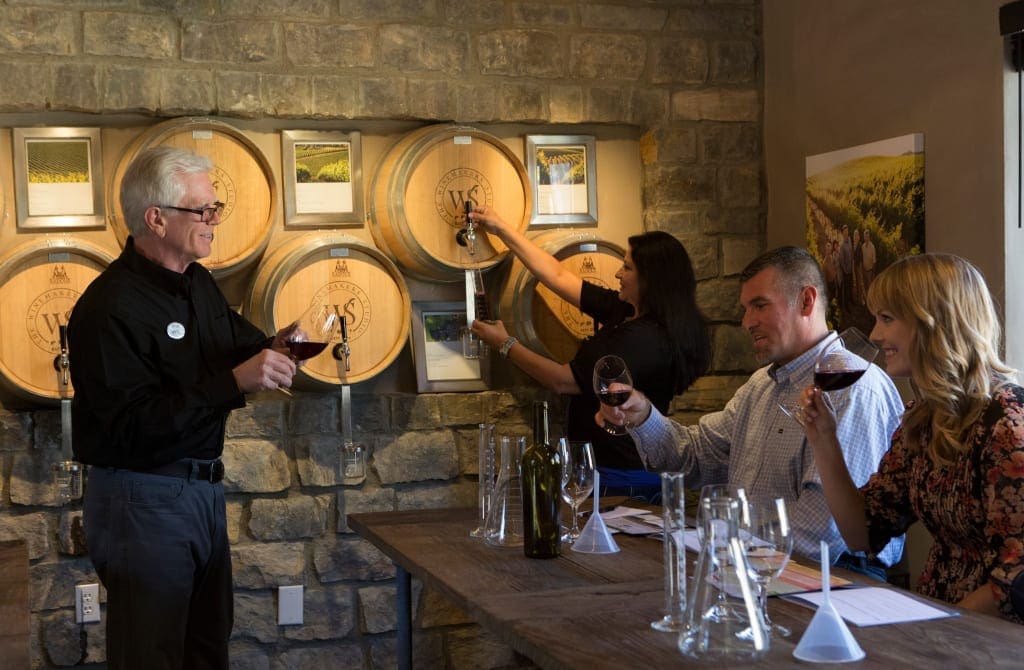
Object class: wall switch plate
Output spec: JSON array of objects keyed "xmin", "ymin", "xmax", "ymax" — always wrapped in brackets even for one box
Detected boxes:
[
  {"xmin": 278, "ymin": 585, "xmax": 303, "ymax": 625},
  {"xmin": 75, "ymin": 583, "xmax": 101, "ymax": 623}
]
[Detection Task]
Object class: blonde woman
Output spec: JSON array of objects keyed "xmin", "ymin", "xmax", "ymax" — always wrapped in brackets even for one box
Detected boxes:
[{"xmin": 799, "ymin": 253, "xmax": 1024, "ymax": 622}]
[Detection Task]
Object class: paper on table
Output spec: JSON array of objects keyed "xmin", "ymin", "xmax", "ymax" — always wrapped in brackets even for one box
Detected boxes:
[{"xmin": 788, "ymin": 586, "xmax": 959, "ymax": 626}]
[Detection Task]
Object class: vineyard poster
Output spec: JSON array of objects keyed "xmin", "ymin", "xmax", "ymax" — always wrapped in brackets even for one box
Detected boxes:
[
  {"xmin": 13, "ymin": 127, "xmax": 106, "ymax": 230},
  {"xmin": 805, "ymin": 133, "xmax": 925, "ymax": 335},
  {"xmin": 525, "ymin": 135, "xmax": 598, "ymax": 226},
  {"xmin": 281, "ymin": 130, "xmax": 363, "ymax": 227}
]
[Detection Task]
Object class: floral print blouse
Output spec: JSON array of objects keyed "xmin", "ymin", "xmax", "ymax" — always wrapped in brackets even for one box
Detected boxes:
[{"xmin": 862, "ymin": 383, "xmax": 1024, "ymax": 623}]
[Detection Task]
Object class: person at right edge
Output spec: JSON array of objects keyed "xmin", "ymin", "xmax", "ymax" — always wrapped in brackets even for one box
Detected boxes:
[
  {"xmin": 597, "ymin": 246, "xmax": 905, "ymax": 579},
  {"xmin": 469, "ymin": 205, "xmax": 712, "ymax": 502},
  {"xmin": 797, "ymin": 253, "xmax": 1024, "ymax": 623}
]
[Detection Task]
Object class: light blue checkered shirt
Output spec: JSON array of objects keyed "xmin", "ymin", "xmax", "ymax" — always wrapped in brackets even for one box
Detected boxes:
[{"xmin": 631, "ymin": 333, "xmax": 905, "ymax": 567}]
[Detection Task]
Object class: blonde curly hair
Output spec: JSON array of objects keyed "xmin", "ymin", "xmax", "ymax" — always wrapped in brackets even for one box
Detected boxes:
[{"xmin": 866, "ymin": 253, "xmax": 1016, "ymax": 464}]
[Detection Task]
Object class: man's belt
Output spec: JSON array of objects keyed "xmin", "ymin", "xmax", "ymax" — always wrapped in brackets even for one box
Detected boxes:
[{"xmin": 139, "ymin": 458, "xmax": 225, "ymax": 483}]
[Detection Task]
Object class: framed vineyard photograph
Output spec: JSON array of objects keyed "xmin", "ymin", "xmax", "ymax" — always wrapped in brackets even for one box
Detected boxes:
[
  {"xmin": 282, "ymin": 130, "xmax": 364, "ymax": 227},
  {"xmin": 410, "ymin": 301, "xmax": 489, "ymax": 393},
  {"xmin": 13, "ymin": 127, "xmax": 105, "ymax": 230},
  {"xmin": 525, "ymin": 134, "xmax": 598, "ymax": 227}
]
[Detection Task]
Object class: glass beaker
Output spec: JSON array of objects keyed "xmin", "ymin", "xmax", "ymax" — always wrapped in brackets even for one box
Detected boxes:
[
  {"xmin": 679, "ymin": 495, "xmax": 769, "ymax": 661},
  {"xmin": 471, "ymin": 423, "xmax": 496, "ymax": 538},
  {"xmin": 53, "ymin": 460, "xmax": 82, "ymax": 504},
  {"xmin": 484, "ymin": 435, "xmax": 525, "ymax": 548},
  {"xmin": 651, "ymin": 472, "xmax": 686, "ymax": 631},
  {"xmin": 342, "ymin": 441, "xmax": 366, "ymax": 484}
]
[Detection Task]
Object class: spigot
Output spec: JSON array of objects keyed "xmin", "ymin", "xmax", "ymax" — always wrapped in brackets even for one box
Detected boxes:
[
  {"xmin": 53, "ymin": 324, "xmax": 70, "ymax": 387},
  {"xmin": 455, "ymin": 200, "xmax": 476, "ymax": 255},
  {"xmin": 332, "ymin": 314, "xmax": 351, "ymax": 372}
]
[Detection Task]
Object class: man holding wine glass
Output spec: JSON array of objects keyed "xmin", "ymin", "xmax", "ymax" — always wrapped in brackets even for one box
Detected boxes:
[
  {"xmin": 68, "ymin": 146, "xmax": 299, "ymax": 669},
  {"xmin": 597, "ymin": 246, "xmax": 905, "ymax": 579}
]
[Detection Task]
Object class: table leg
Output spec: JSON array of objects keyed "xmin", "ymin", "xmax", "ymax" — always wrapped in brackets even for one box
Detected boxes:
[{"xmin": 396, "ymin": 564, "xmax": 412, "ymax": 670}]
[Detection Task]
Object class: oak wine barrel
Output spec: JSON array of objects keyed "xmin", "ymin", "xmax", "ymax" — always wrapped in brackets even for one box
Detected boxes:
[
  {"xmin": 245, "ymin": 233, "xmax": 411, "ymax": 388},
  {"xmin": 108, "ymin": 117, "xmax": 277, "ymax": 280},
  {"xmin": 369, "ymin": 124, "xmax": 531, "ymax": 282},
  {"xmin": 498, "ymin": 231, "xmax": 625, "ymax": 363}
]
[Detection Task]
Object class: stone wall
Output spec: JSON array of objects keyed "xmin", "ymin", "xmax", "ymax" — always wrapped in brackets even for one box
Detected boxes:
[{"xmin": 0, "ymin": 1, "xmax": 763, "ymax": 668}]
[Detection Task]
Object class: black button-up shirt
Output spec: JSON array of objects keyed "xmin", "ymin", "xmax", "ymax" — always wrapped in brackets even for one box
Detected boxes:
[{"xmin": 69, "ymin": 237, "xmax": 270, "ymax": 469}]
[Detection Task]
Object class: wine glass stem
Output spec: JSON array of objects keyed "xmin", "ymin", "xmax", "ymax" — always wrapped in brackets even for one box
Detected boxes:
[
  {"xmin": 757, "ymin": 582, "xmax": 772, "ymax": 626},
  {"xmin": 570, "ymin": 503, "xmax": 580, "ymax": 537}
]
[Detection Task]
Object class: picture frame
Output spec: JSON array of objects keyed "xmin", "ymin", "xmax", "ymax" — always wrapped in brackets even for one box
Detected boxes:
[
  {"xmin": 282, "ymin": 130, "xmax": 364, "ymax": 227},
  {"xmin": 13, "ymin": 127, "xmax": 105, "ymax": 230},
  {"xmin": 525, "ymin": 134, "xmax": 598, "ymax": 226},
  {"xmin": 411, "ymin": 301, "xmax": 490, "ymax": 393}
]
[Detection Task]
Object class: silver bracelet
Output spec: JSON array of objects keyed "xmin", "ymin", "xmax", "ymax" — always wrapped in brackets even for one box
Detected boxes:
[{"xmin": 499, "ymin": 336, "xmax": 518, "ymax": 358}]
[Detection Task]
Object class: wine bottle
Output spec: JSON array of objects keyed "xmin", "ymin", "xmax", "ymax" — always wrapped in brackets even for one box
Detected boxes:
[{"xmin": 521, "ymin": 400, "xmax": 562, "ymax": 558}]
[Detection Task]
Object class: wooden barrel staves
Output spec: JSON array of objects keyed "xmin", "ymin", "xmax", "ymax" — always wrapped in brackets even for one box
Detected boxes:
[
  {"xmin": 369, "ymin": 124, "xmax": 531, "ymax": 282},
  {"xmin": 498, "ymin": 231, "xmax": 625, "ymax": 364},
  {"xmin": 0, "ymin": 237, "xmax": 115, "ymax": 405},
  {"xmin": 244, "ymin": 233, "xmax": 411, "ymax": 388},
  {"xmin": 108, "ymin": 117, "xmax": 277, "ymax": 280}
]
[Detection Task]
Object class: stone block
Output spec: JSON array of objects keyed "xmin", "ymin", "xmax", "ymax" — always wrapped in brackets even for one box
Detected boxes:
[
  {"xmin": 643, "ymin": 164, "xmax": 716, "ymax": 207},
  {"xmin": 711, "ymin": 327, "xmax": 759, "ymax": 373},
  {"xmin": 102, "ymin": 65, "xmax": 161, "ymax": 112},
  {"xmin": 217, "ymin": 70, "xmax": 262, "ymax": 117},
  {"xmin": 227, "ymin": 642, "xmax": 270, "ymax": 670},
  {"xmin": 0, "ymin": 60, "xmax": 51, "ymax": 111},
  {"xmin": 447, "ymin": 626, "xmax": 519, "ymax": 669},
  {"xmin": 32, "ymin": 411, "xmax": 59, "ymax": 451},
  {"xmin": 263, "ymin": 73, "xmax": 312, "ymax": 118},
  {"xmin": 548, "ymin": 85, "xmax": 584, "ymax": 124},
  {"xmin": 283, "ymin": 585, "xmax": 357, "ymax": 641},
  {"xmin": 697, "ymin": 277, "xmax": 741, "ymax": 322},
  {"xmin": 231, "ymin": 541, "xmax": 305, "ymax": 589},
  {"xmin": 570, "ymin": 34, "xmax": 646, "ymax": 81},
  {"xmin": 703, "ymin": 206, "xmax": 763, "ymax": 236},
  {"xmin": 53, "ymin": 63, "xmax": 101, "ymax": 111},
  {"xmin": 373, "ymin": 431, "xmax": 458, "ymax": 484},
  {"xmin": 327, "ymin": 0, "xmax": 437, "ymax": 21},
  {"xmin": 722, "ymin": 237, "xmax": 763, "ymax": 276},
  {"xmin": 395, "ymin": 482, "xmax": 474, "ymax": 511},
  {"xmin": 233, "ymin": 591, "xmax": 279, "ymax": 644},
  {"xmin": 630, "ymin": 88, "xmax": 670, "ymax": 126},
  {"xmin": 478, "ymin": 30, "xmax": 565, "ymax": 78},
  {"xmin": 275, "ymin": 645, "xmax": 365, "ymax": 669},
  {"xmin": 249, "ymin": 494, "xmax": 331, "ymax": 541},
  {"xmin": 311, "ymin": 75, "xmax": 359, "ymax": 119},
  {"xmin": 644, "ymin": 127, "xmax": 698, "ymax": 165},
  {"xmin": 313, "ymin": 536, "xmax": 394, "ymax": 583},
  {"xmin": 221, "ymin": 0, "xmax": 332, "ymax": 16},
  {"xmin": 510, "ymin": 3, "xmax": 574, "ymax": 26},
  {"xmin": 370, "ymin": 632, "xmax": 445, "ymax": 670},
  {"xmin": 0, "ymin": 7, "xmax": 75, "ymax": 55},
  {"xmin": 283, "ymin": 22, "xmax": 375, "ymax": 68},
  {"xmin": 585, "ymin": 86, "xmax": 629, "ymax": 124},
  {"xmin": 672, "ymin": 88, "xmax": 759, "ymax": 122},
  {"xmin": 227, "ymin": 500, "xmax": 244, "ymax": 544},
  {"xmin": 42, "ymin": 611, "xmax": 85, "ymax": 667},
  {"xmin": 360, "ymin": 77, "xmax": 409, "ymax": 118},
  {"xmin": 417, "ymin": 584, "xmax": 472, "ymax": 628},
  {"xmin": 642, "ymin": 207, "xmax": 704, "ymax": 244},
  {"xmin": 337, "ymin": 487, "xmax": 396, "ymax": 533},
  {"xmin": 0, "ymin": 413, "xmax": 33, "ymax": 452},
  {"xmin": 222, "ymin": 439, "xmax": 291, "ymax": 493},
  {"xmin": 443, "ymin": 0, "xmax": 504, "ymax": 24},
  {"xmin": 407, "ymin": 78, "xmax": 454, "ymax": 121},
  {"xmin": 83, "ymin": 11, "xmax": 176, "ymax": 59},
  {"xmin": 699, "ymin": 122, "xmax": 761, "ymax": 162},
  {"xmin": 57, "ymin": 509, "xmax": 87, "ymax": 556},
  {"xmin": 228, "ymin": 400, "xmax": 285, "ymax": 439},
  {"xmin": 287, "ymin": 394, "xmax": 340, "ymax": 435},
  {"xmin": 677, "ymin": 234, "xmax": 718, "ymax": 282},
  {"xmin": 717, "ymin": 163, "xmax": 761, "ymax": 208},
  {"xmin": 390, "ymin": 395, "xmax": 441, "ymax": 431},
  {"xmin": 580, "ymin": 3, "xmax": 667, "ymax": 31},
  {"xmin": 30, "ymin": 558, "xmax": 99, "ymax": 611},
  {"xmin": 0, "ymin": 512, "xmax": 51, "ymax": 560},
  {"xmin": 439, "ymin": 393, "xmax": 489, "ymax": 428},
  {"xmin": 160, "ymin": 67, "xmax": 215, "ymax": 115},
  {"xmin": 453, "ymin": 81, "xmax": 499, "ymax": 123},
  {"xmin": 10, "ymin": 447, "xmax": 66, "ymax": 507},
  {"xmin": 293, "ymin": 434, "xmax": 343, "ymax": 487},
  {"xmin": 677, "ymin": 373, "xmax": 750, "ymax": 413},
  {"xmin": 710, "ymin": 40, "xmax": 758, "ymax": 84},
  {"xmin": 182, "ymin": 19, "xmax": 281, "ymax": 65},
  {"xmin": 499, "ymin": 81, "xmax": 546, "ymax": 123},
  {"xmin": 650, "ymin": 38, "xmax": 708, "ymax": 85},
  {"xmin": 140, "ymin": 0, "xmax": 217, "ymax": 15},
  {"xmin": 359, "ymin": 584, "xmax": 397, "ymax": 633},
  {"xmin": 667, "ymin": 7, "xmax": 759, "ymax": 36},
  {"xmin": 381, "ymin": 24, "xmax": 468, "ymax": 74}
]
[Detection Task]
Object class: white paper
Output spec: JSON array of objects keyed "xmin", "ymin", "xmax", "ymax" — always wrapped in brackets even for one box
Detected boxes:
[{"xmin": 789, "ymin": 586, "xmax": 958, "ymax": 627}]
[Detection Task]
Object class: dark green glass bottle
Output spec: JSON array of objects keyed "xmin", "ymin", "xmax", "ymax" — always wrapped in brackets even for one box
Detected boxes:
[{"xmin": 521, "ymin": 400, "xmax": 562, "ymax": 558}]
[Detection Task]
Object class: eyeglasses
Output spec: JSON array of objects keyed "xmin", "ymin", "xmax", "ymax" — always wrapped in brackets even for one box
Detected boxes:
[{"xmin": 158, "ymin": 201, "xmax": 225, "ymax": 223}]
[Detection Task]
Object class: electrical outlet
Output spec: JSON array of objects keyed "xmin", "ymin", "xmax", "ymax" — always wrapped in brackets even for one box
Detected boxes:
[
  {"xmin": 278, "ymin": 585, "xmax": 303, "ymax": 625},
  {"xmin": 75, "ymin": 583, "xmax": 100, "ymax": 624}
]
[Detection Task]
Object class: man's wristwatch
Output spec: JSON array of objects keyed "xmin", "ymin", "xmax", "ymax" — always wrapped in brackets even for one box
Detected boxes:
[{"xmin": 499, "ymin": 336, "xmax": 518, "ymax": 358}]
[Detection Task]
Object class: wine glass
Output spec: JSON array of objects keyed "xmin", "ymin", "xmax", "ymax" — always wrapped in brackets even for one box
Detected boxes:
[
  {"xmin": 278, "ymin": 302, "xmax": 339, "ymax": 395},
  {"xmin": 738, "ymin": 496, "xmax": 794, "ymax": 638},
  {"xmin": 593, "ymin": 355, "xmax": 634, "ymax": 435},
  {"xmin": 780, "ymin": 327, "xmax": 879, "ymax": 423},
  {"xmin": 558, "ymin": 438, "xmax": 595, "ymax": 543}
]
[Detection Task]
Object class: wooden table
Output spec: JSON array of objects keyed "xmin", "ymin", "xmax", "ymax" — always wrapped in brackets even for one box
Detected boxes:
[
  {"xmin": 349, "ymin": 508, "xmax": 1023, "ymax": 669},
  {"xmin": 0, "ymin": 540, "xmax": 30, "ymax": 670}
]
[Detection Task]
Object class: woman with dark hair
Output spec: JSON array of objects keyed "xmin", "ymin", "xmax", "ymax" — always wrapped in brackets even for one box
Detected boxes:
[{"xmin": 470, "ymin": 206, "xmax": 711, "ymax": 498}]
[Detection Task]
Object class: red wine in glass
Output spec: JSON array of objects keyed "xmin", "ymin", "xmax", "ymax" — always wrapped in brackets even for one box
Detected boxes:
[
  {"xmin": 593, "ymin": 355, "xmax": 634, "ymax": 435},
  {"xmin": 287, "ymin": 340, "xmax": 328, "ymax": 361},
  {"xmin": 598, "ymin": 389, "xmax": 632, "ymax": 407},
  {"xmin": 813, "ymin": 369, "xmax": 866, "ymax": 391}
]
